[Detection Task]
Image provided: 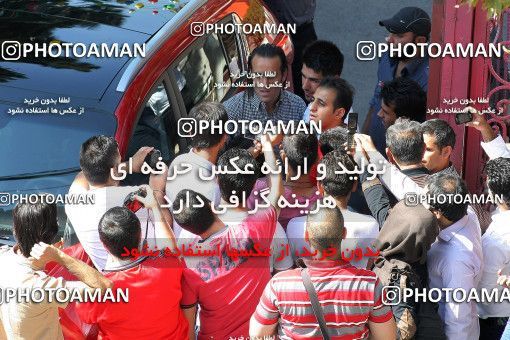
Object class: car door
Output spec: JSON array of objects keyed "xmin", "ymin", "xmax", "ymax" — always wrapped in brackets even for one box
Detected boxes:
[{"xmin": 165, "ymin": 14, "xmax": 249, "ymax": 151}]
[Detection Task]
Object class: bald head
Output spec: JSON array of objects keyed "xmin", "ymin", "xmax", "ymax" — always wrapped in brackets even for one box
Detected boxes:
[{"xmin": 306, "ymin": 205, "xmax": 345, "ymax": 253}]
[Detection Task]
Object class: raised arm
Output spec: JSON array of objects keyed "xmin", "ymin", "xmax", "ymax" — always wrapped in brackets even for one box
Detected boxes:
[
  {"xmin": 31, "ymin": 242, "xmax": 112, "ymax": 293},
  {"xmin": 148, "ymin": 162, "xmax": 177, "ymax": 237},
  {"xmin": 465, "ymin": 107, "xmax": 510, "ymax": 159},
  {"xmin": 135, "ymin": 185, "xmax": 178, "ymax": 252}
]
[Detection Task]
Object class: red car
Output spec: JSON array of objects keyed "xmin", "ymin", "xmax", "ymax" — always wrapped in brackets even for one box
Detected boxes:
[{"xmin": 0, "ymin": 0, "xmax": 293, "ymax": 244}]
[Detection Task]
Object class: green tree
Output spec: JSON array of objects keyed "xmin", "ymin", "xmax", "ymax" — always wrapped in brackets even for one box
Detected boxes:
[{"xmin": 460, "ymin": 0, "xmax": 510, "ymax": 17}]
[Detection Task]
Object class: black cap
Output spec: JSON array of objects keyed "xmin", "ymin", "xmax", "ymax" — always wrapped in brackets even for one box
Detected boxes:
[{"xmin": 379, "ymin": 7, "xmax": 431, "ymax": 37}]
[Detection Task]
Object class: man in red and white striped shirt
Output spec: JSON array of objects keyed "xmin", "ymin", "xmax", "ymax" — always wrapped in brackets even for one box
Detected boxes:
[{"xmin": 249, "ymin": 206, "xmax": 396, "ymax": 339}]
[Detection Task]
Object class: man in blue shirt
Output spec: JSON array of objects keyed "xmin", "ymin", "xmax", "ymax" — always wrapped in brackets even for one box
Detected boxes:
[{"xmin": 362, "ymin": 7, "xmax": 430, "ymax": 154}]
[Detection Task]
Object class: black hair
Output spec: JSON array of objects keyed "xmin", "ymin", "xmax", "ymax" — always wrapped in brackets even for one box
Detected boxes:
[
  {"xmin": 319, "ymin": 126, "xmax": 349, "ymax": 155},
  {"xmin": 486, "ymin": 157, "xmax": 510, "ymax": 207},
  {"xmin": 381, "ymin": 77, "xmax": 426, "ymax": 122},
  {"xmin": 421, "ymin": 119, "xmax": 456, "ymax": 150},
  {"xmin": 248, "ymin": 43, "xmax": 287, "ymax": 74},
  {"xmin": 99, "ymin": 207, "xmax": 141, "ymax": 259},
  {"xmin": 320, "ymin": 150, "xmax": 357, "ymax": 198},
  {"xmin": 386, "ymin": 118, "xmax": 425, "ymax": 165},
  {"xmin": 189, "ymin": 101, "xmax": 228, "ymax": 149},
  {"xmin": 318, "ymin": 77, "xmax": 354, "ymax": 115},
  {"xmin": 282, "ymin": 130, "xmax": 319, "ymax": 174},
  {"xmin": 172, "ymin": 190, "xmax": 215, "ymax": 235},
  {"xmin": 13, "ymin": 195, "xmax": 59, "ymax": 257},
  {"xmin": 302, "ymin": 40, "xmax": 344, "ymax": 77},
  {"xmin": 80, "ymin": 135, "xmax": 119, "ymax": 185},
  {"xmin": 306, "ymin": 204, "xmax": 345, "ymax": 252},
  {"xmin": 217, "ymin": 148, "xmax": 259, "ymax": 204},
  {"xmin": 426, "ymin": 173, "xmax": 468, "ymax": 222}
]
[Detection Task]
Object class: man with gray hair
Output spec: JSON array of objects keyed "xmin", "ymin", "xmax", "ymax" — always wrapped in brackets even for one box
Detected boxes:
[
  {"xmin": 385, "ymin": 117, "xmax": 430, "ymax": 187},
  {"xmin": 360, "ymin": 118, "xmax": 430, "ymax": 226}
]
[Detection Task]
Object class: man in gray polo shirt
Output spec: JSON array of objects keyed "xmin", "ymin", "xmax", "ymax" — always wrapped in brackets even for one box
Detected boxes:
[
  {"xmin": 223, "ymin": 44, "xmax": 306, "ymax": 148},
  {"xmin": 166, "ymin": 101, "xmax": 227, "ymax": 238}
]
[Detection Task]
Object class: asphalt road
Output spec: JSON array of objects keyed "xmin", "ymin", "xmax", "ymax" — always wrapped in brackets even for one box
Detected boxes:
[{"xmin": 314, "ymin": 0, "xmax": 432, "ymax": 125}]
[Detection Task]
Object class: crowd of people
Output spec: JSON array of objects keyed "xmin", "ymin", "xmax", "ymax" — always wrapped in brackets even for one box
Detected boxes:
[{"xmin": 1, "ymin": 5, "xmax": 510, "ymax": 340}]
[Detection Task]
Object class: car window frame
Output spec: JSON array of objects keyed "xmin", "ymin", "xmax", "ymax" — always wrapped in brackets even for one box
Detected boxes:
[
  {"xmin": 168, "ymin": 14, "xmax": 251, "ymax": 112},
  {"xmin": 165, "ymin": 13, "xmax": 250, "ymax": 152}
]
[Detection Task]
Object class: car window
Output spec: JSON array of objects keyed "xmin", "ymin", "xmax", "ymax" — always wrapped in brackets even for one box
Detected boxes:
[
  {"xmin": 174, "ymin": 33, "xmax": 224, "ymax": 113},
  {"xmin": 219, "ymin": 30, "xmax": 244, "ymax": 77},
  {"xmin": 174, "ymin": 24, "xmax": 246, "ymax": 114},
  {"xmin": 124, "ymin": 81, "xmax": 177, "ymax": 184},
  {"xmin": 0, "ymin": 103, "xmax": 116, "ymax": 178}
]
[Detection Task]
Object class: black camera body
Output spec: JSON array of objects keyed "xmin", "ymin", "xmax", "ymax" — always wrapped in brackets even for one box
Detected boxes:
[
  {"xmin": 144, "ymin": 149, "xmax": 162, "ymax": 169},
  {"xmin": 455, "ymin": 110, "xmax": 473, "ymax": 125},
  {"xmin": 347, "ymin": 112, "xmax": 358, "ymax": 149},
  {"xmin": 123, "ymin": 187, "xmax": 147, "ymax": 213}
]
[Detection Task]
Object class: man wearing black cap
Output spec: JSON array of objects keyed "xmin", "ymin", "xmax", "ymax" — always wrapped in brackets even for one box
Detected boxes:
[{"xmin": 362, "ymin": 7, "xmax": 431, "ymax": 155}]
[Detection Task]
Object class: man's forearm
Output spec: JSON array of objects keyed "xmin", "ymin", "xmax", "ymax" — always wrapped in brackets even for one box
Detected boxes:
[
  {"xmin": 154, "ymin": 191, "xmax": 174, "ymax": 228},
  {"xmin": 362, "ymin": 180, "xmax": 390, "ymax": 228},
  {"xmin": 479, "ymin": 121, "xmax": 496, "ymax": 142},
  {"xmin": 57, "ymin": 251, "xmax": 112, "ymax": 292},
  {"xmin": 151, "ymin": 201, "xmax": 178, "ymax": 251}
]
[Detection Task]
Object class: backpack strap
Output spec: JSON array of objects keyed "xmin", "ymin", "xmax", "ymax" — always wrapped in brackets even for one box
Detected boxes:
[{"xmin": 301, "ymin": 268, "xmax": 331, "ymax": 340}]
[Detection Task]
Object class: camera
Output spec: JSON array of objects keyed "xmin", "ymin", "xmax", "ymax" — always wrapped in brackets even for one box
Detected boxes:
[
  {"xmin": 123, "ymin": 187, "xmax": 147, "ymax": 213},
  {"xmin": 347, "ymin": 112, "xmax": 358, "ymax": 149},
  {"xmin": 144, "ymin": 149, "xmax": 162, "ymax": 169},
  {"xmin": 455, "ymin": 109, "xmax": 473, "ymax": 125}
]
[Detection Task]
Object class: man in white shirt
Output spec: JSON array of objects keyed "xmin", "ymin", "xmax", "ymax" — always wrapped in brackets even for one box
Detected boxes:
[
  {"xmin": 421, "ymin": 119, "xmax": 492, "ymax": 233},
  {"xmin": 0, "ymin": 197, "xmax": 112, "ymax": 340},
  {"xmin": 465, "ymin": 108, "xmax": 510, "ymax": 338},
  {"xmin": 300, "ymin": 40, "xmax": 351, "ymax": 124},
  {"xmin": 352, "ymin": 134, "xmax": 483, "ymax": 339},
  {"xmin": 425, "ymin": 173, "xmax": 483, "ymax": 340},
  {"xmin": 65, "ymin": 136, "xmax": 164, "ymax": 271},
  {"xmin": 465, "ymin": 106, "xmax": 510, "ymax": 159},
  {"xmin": 477, "ymin": 158, "xmax": 510, "ymax": 338},
  {"xmin": 166, "ymin": 102, "xmax": 228, "ymax": 238},
  {"xmin": 287, "ymin": 150, "xmax": 379, "ymax": 269}
]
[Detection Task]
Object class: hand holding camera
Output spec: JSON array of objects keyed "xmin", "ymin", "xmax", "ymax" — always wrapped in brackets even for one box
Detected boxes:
[
  {"xmin": 133, "ymin": 186, "xmax": 158, "ymax": 209},
  {"xmin": 462, "ymin": 106, "xmax": 488, "ymax": 129},
  {"xmin": 463, "ymin": 106, "xmax": 497, "ymax": 142},
  {"xmin": 131, "ymin": 147, "xmax": 154, "ymax": 173},
  {"xmin": 347, "ymin": 112, "xmax": 358, "ymax": 150},
  {"xmin": 144, "ymin": 149, "xmax": 162, "ymax": 170},
  {"xmin": 123, "ymin": 186, "xmax": 153, "ymax": 212}
]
